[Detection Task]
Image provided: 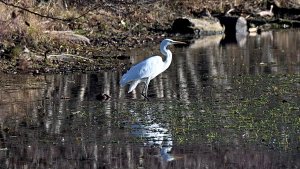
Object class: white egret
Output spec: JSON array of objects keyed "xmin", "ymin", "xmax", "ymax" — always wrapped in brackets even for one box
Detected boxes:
[{"xmin": 120, "ymin": 38, "xmax": 185, "ymax": 99}]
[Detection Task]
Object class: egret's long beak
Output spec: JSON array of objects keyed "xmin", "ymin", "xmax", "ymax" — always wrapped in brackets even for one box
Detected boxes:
[{"xmin": 172, "ymin": 40, "xmax": 186, "ymax": 44}]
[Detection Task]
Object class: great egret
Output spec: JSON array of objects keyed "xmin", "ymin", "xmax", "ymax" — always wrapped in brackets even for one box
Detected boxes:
[{"xmin": 120, "ymin": 38, "xmax": 185, "ymax": 99}]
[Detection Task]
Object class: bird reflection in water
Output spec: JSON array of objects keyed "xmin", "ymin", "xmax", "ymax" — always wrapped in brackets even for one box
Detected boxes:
[{"xmin": 130, "ymin": 113, "xmax": 175, "ymax": 162}]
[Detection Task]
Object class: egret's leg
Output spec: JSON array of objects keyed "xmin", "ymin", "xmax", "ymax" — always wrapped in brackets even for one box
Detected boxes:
[
  {"xmin": 141, "ymin": 85, "xmax": 149, "ymax": 100},
  {"xmin": 141, "ymin": 78, "xmax": 151, "ymax": 100}
]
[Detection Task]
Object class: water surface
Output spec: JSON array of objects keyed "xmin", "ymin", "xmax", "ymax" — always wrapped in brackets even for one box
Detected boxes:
[{"xmin": 0, "ymin": 29, "xmax": 299, "ymax": 169}]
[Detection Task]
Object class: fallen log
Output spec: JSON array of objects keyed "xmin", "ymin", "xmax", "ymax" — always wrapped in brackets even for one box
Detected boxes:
[
  {"xmin": 171, "ymin": 17, "xmax": 224, "ymax": 36},
  {"xmin": 218, "ymin": 16, "xmax": 247, "ymax": 35},
  {"xmin": 274, "ymin": 18, "xmax": 300, "ymax": 27},
  {"xmin": 219, "ymin": 15, "xmax": 300, "ymax": 32}
]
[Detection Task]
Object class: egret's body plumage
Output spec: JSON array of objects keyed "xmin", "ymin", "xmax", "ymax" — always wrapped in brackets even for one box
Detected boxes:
[{"xmin": 120, "ymin": 39, "xmax": 185, "ymax": 98}]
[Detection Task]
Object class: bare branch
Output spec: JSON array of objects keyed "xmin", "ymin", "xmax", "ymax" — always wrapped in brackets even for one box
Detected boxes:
[{"xmin": 0, "ymin": 0, "xmax": 101, "ymax": 22}]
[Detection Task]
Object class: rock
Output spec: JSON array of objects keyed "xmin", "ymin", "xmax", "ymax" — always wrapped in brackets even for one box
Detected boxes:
[{"xmin": 171, "ymin": 17, "xmax": 224, "ymax": 36}]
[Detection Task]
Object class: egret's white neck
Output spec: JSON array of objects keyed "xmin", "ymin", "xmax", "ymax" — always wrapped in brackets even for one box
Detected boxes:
[{"xmin": 160, "ymin": 45, "xmax": 173, "ymax": 69}]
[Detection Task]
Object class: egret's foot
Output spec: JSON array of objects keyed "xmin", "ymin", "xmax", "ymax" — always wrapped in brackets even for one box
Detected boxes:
[{"xmin": 141, "ymin": 93, "xmax": 150, "ymax": 101}]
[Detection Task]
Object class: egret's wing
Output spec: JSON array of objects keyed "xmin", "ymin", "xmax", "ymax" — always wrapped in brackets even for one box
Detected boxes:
[{"xmin": 120, "ymin": 56, "xmax": 163, "ymax": 86}]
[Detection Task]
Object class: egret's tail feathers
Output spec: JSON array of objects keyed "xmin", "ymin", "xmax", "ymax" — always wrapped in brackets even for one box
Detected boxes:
[
  {"xmin": 119, "ymin": 76, "xmax": 128, "ymax": 87},
  {"xmin": 120, "ymin": 80, "xmax": 126, "ymax": 87},
  {"xmin": 128, "ymin": 80, "xmax": 140, "ymax": 93}
]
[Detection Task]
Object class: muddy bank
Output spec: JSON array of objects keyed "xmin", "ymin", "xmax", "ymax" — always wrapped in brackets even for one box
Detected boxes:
[{"xmin": 0, "ymin": 0, "xmax": 299, "ymax": 74}]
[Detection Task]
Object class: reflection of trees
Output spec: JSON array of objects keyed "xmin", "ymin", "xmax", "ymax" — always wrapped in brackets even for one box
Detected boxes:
[
  {"xmin": 0, "ymin": 73, "xmax": 176, "ymax": 168},
  {"xmin": 0, "ymin": 30, "xmax": 299, "ymax": 168}
]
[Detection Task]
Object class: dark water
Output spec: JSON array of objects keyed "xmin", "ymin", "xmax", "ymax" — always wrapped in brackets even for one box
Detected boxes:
[{"xmin": 0, "ymin": 29, "xmax": 299, "ymax": 169}]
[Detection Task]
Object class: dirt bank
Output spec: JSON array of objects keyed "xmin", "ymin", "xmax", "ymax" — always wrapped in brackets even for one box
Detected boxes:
[{"xmin": 0, "ymin": 0, "xmax": 299, "ymax": 74}]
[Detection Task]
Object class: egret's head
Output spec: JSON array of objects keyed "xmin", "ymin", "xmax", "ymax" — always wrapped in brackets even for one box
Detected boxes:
[
  {"xmin": 160, "ymin": 39, "xmax": 185, "ymax": 55},
  {"xmin": 161, "ymin": 39, "xmax": 186, "ymax": 46}
]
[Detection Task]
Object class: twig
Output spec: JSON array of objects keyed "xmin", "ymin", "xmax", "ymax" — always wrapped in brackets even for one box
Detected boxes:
[
  {"xmin": 0, "ymin": 0, "xmax": 70, "ymax": 21},
  {"xmin": 0, "ymin": 0, "xmax": 102, "ymax": 22}
]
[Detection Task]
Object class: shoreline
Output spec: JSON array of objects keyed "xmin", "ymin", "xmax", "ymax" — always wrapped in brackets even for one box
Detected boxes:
[{"xmin": 0, "ymin": 0, "xmax": 299, "ymax": 74}]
